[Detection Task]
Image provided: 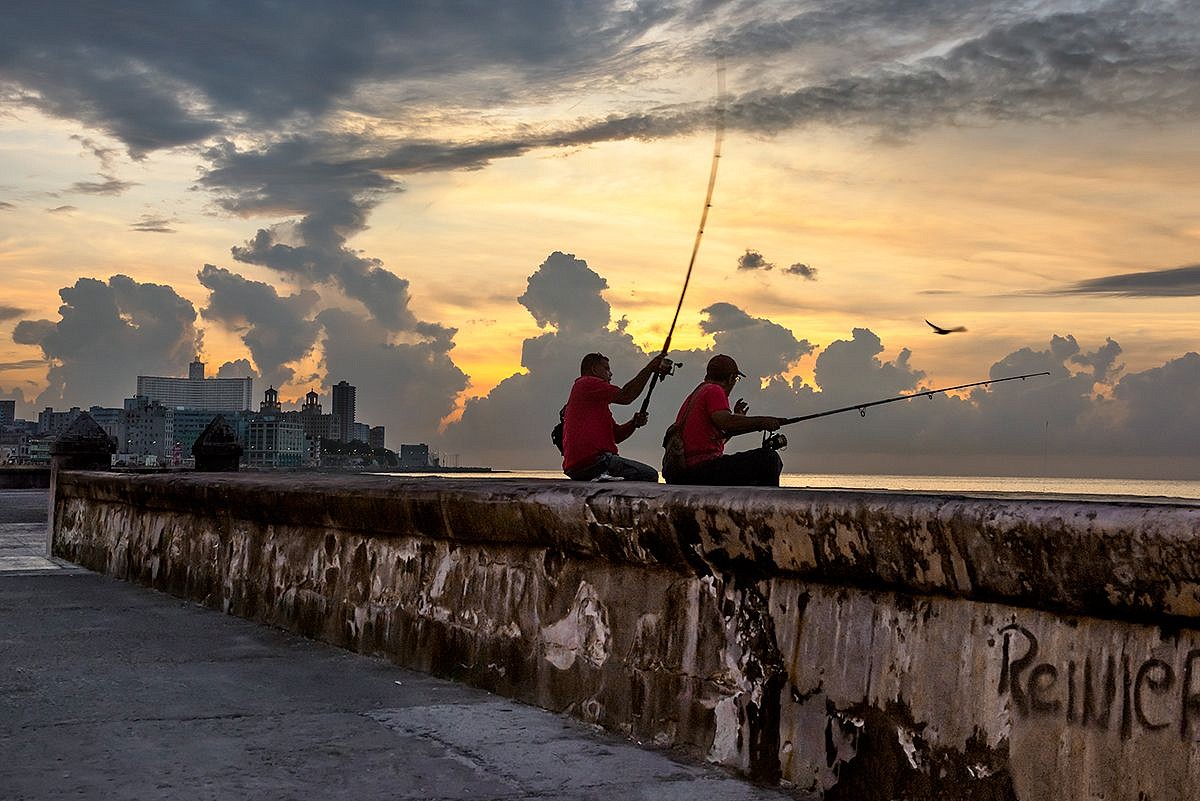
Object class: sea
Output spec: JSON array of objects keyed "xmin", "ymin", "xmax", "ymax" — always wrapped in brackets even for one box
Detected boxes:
[{"xmin": 377, "ymin": 470, "xmax": 1200, "ymax": 502}]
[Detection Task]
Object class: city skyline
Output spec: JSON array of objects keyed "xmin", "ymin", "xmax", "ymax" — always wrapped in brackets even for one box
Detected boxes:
[{"xmin": 2, "ymin": 2, "xmax": 1200, "ymax": 476}]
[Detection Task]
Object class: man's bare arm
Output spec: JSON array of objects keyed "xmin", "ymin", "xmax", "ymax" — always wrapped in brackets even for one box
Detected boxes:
[
  {"xmin": 710, "ymin": 409, "xmax": 782, "ymax": 436},
  {"xmin": 612, "ymin": 356, "xmax": 666, "ymax": 405},
  {"xmin": 613, "ymin": 411, "xmax": 649, "ymax": 443}
]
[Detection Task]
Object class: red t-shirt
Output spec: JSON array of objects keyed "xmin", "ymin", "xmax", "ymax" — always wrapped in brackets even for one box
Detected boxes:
[
  {"xmin": 676, "ymin": 382, "xmax": 730, "ymax": 467},
  {"xmin": 562, "ymin": 376, "xmax": 621, "ymax": 472}
]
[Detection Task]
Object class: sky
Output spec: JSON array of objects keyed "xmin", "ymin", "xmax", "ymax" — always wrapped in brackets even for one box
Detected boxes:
[{"xmin": 2, "ymin": 0, "xmax": 1199, "ymax": 477}]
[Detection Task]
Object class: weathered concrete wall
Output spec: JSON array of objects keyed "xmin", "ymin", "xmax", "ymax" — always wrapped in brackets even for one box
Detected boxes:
[
  {"xmin": 51, "ymin": 472, "xmax": 1200, "ymax": 799},
  {"xmin": 0, "ymin": 466, "xmax": 50, "ymax": 489}
]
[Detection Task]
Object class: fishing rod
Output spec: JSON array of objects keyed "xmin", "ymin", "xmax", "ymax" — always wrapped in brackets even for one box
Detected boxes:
[
  {"xmin": 778, "ymin": 371, "xmax": 1051, "ymax": 426},
  {"xmin": 638, "ymin": 61, "xmax": 727, "ymax": 417}
]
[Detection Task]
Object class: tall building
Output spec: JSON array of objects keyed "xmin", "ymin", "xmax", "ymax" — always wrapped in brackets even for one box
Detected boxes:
[
  {"xmin": 37, "ymin": 407, "xmax": 81, "ymax": 437},
  {"xmin": 331, "ymin": 381, "xmax": 355, "ymax": 442},
  {"xmin": 245, "ymin": 413, "xmax": 303, "ymax": 469},
  {"xmin": 120, "ymin": 396, "xmax": 172, "ymax": 461},
  {"xmin": 298, "ymin": 389, "xmax": 340, "ymax": 443},
  {"xmin": 0, "ymin": 399, "xmax": 14, "ymax": 427},
  {"xmin": 136, "ymin": 358, "xmax": 253, "ymax": 412},
  {"xmin": 368, "ymin": 426, "xmax": 386, "ymax": 450}
]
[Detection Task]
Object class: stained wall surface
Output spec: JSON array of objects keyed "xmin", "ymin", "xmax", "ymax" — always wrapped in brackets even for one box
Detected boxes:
[{"xmin": 51, "ymin": 472, "xmax": 1200, "ymax": 800}]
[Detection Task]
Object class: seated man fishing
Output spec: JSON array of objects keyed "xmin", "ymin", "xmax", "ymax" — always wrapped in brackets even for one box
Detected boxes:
[
  {"xmin": 664, "ymin": 354, "xmax": 787, "ymax": 487},
  {"xmin": 561, "ymin": 352, "xmax": 668, "ymax": 481}
]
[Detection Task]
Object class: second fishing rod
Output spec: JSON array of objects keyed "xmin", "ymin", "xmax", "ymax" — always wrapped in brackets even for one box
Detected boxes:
[{"xmin": 757, "ymin": 371, "xmax": 1052, "ymax": 450}]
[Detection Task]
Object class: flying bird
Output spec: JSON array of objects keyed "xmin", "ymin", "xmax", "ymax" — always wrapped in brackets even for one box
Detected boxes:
[{"xmin": 926, "ymin": 319, "xmax": 967, "ymax": 335}]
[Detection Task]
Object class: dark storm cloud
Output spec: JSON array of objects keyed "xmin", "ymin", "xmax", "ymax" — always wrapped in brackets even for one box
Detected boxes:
[
  {"xmin": 130, "ymin": 215, "xmax": 177, "ymax": 233},
  {"xmin": 68, "ymin": 176, "xmax": 138, "ymax": 196},
  {"xmin": 198, "ymin": 264, "xmax": 321, "ymax": 389},
  {"xmin": 11, "ymin": 275, "xmax": 199, "ymax": 408},
  {"xmin": 0, "ymin": 1, "xmax": 669, "ymax": 156},
  {"xmin": 785, "ymin": 263, "xmax": 817, "ymax": 280},
  {"xmin": 0, "ymin": 306, "xmax": 27, "ymax": 322},
  {"xmin": 199, "ymin": 137, "xmax": 419, "ymax": 330},
  {"xmin": 737, "ymin": 250, "xmax": 774, "ymax": 271},
  {"xmin": 1051, "ymin": 264, "xmax": 1200, "ymax": 297},
  {"xmin": 5, "ymin": 1, "xmax": 1193, "ymax": 172}
]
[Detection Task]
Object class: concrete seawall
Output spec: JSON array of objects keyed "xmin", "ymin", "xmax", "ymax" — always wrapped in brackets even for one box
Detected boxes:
[
  {"xmin": 51, "ymin": 471, "xmax": 1200, "ymax": 800},
  {"xmin": 0, "ymin": 466, "xmax": 50, "ymax": 489}
]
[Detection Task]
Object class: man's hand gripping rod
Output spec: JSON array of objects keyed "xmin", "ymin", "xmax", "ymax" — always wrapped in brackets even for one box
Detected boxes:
[{"xmin": 638, "ymin": 63, "xmax": 726, "ymax": 416}]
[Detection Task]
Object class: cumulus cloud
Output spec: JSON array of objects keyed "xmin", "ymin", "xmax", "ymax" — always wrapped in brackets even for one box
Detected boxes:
[
  {"xmin": 1050, "ymin": 264, "xmax": 1200, "ymax": 297},
  {"xmin": 12, "ymin": 275, "xmax": 199, "ymax": 408},
  {"xmin": 785, "ymin": 263, "xmax": 818, "ymax": 280},
  {"xmin": 215, "ymin": 358, "xmax": 257, "ymax": 379},
  {"xmin": 737, "ymin": 250, "xmax": 774, "ymax": 271},
  {"xmin": 317, "ymin": 308, "xmax": 468, "ymax": 444},
  {"xmin": 198, "ymin": 264, "xmax": 321, "ymax": 389},
  {"xmin": 518, "ymin": 251, "xmax": 611, "ymax": 332}
]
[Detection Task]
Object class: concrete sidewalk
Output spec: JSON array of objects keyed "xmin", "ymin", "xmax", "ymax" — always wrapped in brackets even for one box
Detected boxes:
[{"xmin": 0, "ymin": 490, "xmax": 795, "ymax": 800}]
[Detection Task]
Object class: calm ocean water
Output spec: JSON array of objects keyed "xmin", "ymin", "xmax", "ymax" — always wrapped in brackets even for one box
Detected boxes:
[{"xmin": 378, "ymin": 470, "xmax": 1200, "ymax": 501}]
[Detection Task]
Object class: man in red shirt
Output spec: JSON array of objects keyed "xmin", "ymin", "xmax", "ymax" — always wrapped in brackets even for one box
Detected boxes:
[
  {"xmin": 665, "ymin": 354, "xmax": 786, "ymax": 486},
  {"xmin": 562, "ymin": 352, "xmax": 667, "ymax": 481}
]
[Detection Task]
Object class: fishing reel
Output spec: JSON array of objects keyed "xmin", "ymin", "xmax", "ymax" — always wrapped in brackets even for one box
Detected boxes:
[
  {"xmin": 762, "ymin": 432, "xmax": 788, "ymax": 451},
  {"xmin": 658, "ymin": 360, "xmax": 683, "ymax": 378}
]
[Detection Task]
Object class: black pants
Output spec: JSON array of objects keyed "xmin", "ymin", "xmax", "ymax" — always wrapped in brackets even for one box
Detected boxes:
[{"xmin": 667, "ymin": 447, "xmax": 783, "ymax": 487}]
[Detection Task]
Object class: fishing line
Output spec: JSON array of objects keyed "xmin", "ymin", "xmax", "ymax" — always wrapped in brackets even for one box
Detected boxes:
[{"xmin": 638, "ymin": 60, "xmax": 727, "ymax": 417}]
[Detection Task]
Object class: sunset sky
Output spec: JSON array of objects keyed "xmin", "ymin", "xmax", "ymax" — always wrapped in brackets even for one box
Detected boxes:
[{"xmin": 2, "ymin": 1, "xmax": 1199, "ymax": 475}]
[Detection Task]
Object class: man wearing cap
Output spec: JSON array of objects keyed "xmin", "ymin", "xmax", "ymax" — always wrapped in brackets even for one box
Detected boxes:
[
  {"xmin": 665, "ymin": 354, "xmax": 786, "ymax": 486},
  {"xmin": 561, "ymin": 352, "xmax": 668, "ymax": 481}
]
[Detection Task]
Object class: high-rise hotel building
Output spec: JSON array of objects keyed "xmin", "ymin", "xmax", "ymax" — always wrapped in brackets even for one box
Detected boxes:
[{"xmin": 136, "ymin": 359, "xmax": 253, "ymax": 413}]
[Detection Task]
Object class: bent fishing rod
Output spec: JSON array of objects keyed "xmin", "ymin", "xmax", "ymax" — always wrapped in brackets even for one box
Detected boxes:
[
  {"xmin": 638, "ymin": 61, "xmax": 727, "ymax": 417},
  {"xmin": 777, "ymin": 371, "xmax": 1051, "ymax": 426}
]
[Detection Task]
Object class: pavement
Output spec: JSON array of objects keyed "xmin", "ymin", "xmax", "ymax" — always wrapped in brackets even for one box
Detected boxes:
[{"xmin": 0, "ymin": 489, "xmax": 796, "ymax": 801}]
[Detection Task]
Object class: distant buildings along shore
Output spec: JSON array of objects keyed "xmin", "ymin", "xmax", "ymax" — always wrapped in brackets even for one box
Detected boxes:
[{"xmin": 0, "ymin": 358, "xmax": 438, "ymax": 471}]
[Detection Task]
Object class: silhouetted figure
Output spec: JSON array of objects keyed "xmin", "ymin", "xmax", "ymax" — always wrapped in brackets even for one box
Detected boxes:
[
  {"xmin": 926, "ymin": 319, "xmax": 967, "ymax": 335},
  {"xmin": 663, "ymin": 355, "xmax": 786, "ymax": 487},
  {"xmin": 561, "ymin": 352, "xmax": 667, "ymax": 482}
]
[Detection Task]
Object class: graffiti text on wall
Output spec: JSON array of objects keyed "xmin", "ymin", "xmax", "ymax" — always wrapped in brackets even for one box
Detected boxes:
[{"xmin": 998, "ymin": 625, "xmax": 1200, "ymax": 741}]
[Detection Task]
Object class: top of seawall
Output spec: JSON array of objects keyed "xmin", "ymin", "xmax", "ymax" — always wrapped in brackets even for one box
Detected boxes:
[{"xmin": 55, "ymin": 470, "xmax": 1200, "ymax": 626}]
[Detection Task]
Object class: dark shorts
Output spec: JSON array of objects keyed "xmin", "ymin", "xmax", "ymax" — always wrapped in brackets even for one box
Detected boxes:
[{"xmin": 665, "ymin": 447, "xmax": 782, "ymax": 487}]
